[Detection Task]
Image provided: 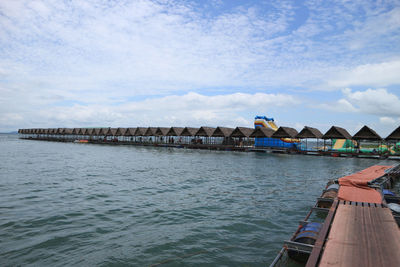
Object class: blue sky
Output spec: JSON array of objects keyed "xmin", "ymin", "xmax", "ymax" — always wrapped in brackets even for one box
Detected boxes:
[{"xmin": 0, "ymin": 0, "xmax": 400, "ymax": 136}]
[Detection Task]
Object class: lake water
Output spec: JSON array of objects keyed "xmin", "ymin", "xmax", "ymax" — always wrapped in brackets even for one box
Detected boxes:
[{"xmin": 0, "ymin": 134, "xmax": 396, "ymax": 266}]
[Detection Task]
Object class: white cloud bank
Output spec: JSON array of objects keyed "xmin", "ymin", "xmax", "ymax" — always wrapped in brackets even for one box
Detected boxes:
[
  {"xmin": 0, "ymin": 1, "xmax": 400, "ymax": 131},
  {"xmin": 327, "ymin": 60, "xmax": 400, "ymax": 88},
  {"xmin": 319, "ymin": 88, "xmax": 400, "ymax": 126},
  {"xmin": 5, "ymin": 92, "xmax": 298, "ymax": 130}
]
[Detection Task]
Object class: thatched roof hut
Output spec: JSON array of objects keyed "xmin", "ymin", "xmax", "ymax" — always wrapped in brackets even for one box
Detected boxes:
[
  {"xmin": 271, "ymin": 127, "xmax": 299, "ymax": 138},
  {"xmin": 85, "ymin": 128, "xmax": 94, "ymax": 135},
  {"xmin": 155, "ymin": 127, "xmax": 170, "ymax": 136},
  {"xmin": 106, "ymin": 128, "xmax": 118, "ymax": 136},
  {"xmin": 195, "ymin": 127, "xmax": 215, "ymax": 137},
  {"xmin": 230, "ymin": 127, "xmax": 254, "ymax": 138},
  {"xmin": 180, "ymin": 127, "xmax": 199, "ymax": 136},
  {"xmin": 135, "ymin": 127, "xmax": 147, "ymax": 136},
  {"xmin": 167, "ymin": 127, "xmax": 184, "ymax": 136},
  {"xmin": 125, "ymin": 128, "xmax": 136, "ymax": 136},
  {"xmin": 386, "ymin": 126, "xmax": 400, "ymax": 141},
  {"xmin": 249, "ymin": 127, "xmax": 274, "ymax": 138},
  {"xmin": 144, "ymin": 127, "xmax": 157, "ymax": 136},
  {"xmin": 115, "ymin": 128, "xmax": 127, "ymax": 136},
  {"xmin": 92, "ymin": 128, "xmax": 101, "ymax": 136},
  {"xmin": 62, "ymin": 128, "xmax": 73, "ymax": 135},
  {"xmin": 72, "ymin": 128, "xmax": 80, "ymax": 135},
  {"xmin": 352, "ymin": 125, "xmax": 382, "ymax": 141},
  {"xmin": 97, "ymin": 128, "xmax": 108, "ymax": 136},
  {"xmin": 296, "ymin": 126, "xmax": 323, "ymax": 139},
  {"xmin": 56, "ymin": 128, "xmax": 63, "ymax": 134},
  {"xmin": 322, "ymin": 126, "xmax": 352, "ymax": 140},
  {"xmin": 212, "ymin": 127, "xmax": 234, "ymax": 137}
]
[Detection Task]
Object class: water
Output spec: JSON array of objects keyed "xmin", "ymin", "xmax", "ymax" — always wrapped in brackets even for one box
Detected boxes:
[{"xmin": 0, "ymin": 134, "xmax": 396, "ymax": 266}]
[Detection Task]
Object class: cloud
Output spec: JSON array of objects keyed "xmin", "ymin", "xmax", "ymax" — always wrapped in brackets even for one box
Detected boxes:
[
  {"xmin": 1, "ymin": 1, "xmax": 400, "ymax": 131},
  {"xmin": 379, "ymin": 116, "xmax": 399, "ymax": 125},
  {"xmin": 327, "ymin": 60, "xmax": 400, "ymax": 88},
  {"xmin": 26, "ymin": 92, "xmax": 299, "ymax": 129},
  {"xmin": 319, "ymin": 88, "xmax": 400, "ymax": 118},
  {"xmin": 342, "ymin": 88, "xmax": 400, "ymax": 117}
]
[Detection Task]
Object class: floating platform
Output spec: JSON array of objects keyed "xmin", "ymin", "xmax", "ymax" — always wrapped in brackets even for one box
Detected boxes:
[
  {"xmin": 271, "ymin": 164, "xmax": 400, "ymax": 267},
  {"xmin": 314, "ymin": 200, "xmax": 400, "ymax": 267}
]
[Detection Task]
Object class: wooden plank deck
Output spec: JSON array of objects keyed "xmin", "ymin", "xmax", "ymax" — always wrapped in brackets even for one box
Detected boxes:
[{"xmin": 318, "ymin": 201, "xmax": 400, "ymax": 267}]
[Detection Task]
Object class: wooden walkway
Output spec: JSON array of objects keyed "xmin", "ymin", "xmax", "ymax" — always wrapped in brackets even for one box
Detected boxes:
[{"xmin": 307, "ymin": 200, "xmax": 400, "ymax": 267}]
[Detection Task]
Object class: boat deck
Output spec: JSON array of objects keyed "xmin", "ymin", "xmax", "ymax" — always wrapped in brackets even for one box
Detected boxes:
[{"xmin": 307, "ymin": 200, "xmax": 400, "ymax": 267}]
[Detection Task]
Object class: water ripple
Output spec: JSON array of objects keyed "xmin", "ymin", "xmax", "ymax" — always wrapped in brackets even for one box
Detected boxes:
[{"xmin": 0, "ymin": 135, "xmax": 395, "ymax": 266}]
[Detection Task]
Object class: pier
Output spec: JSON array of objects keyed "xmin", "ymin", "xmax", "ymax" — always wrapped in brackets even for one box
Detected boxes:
[
  {"xmin": 18, "ymin": 124, "xmax": 400, "ymax": 160},
  {"xmin": 271, "ymin": 164, "xmax": 400, "ymax": 267}
]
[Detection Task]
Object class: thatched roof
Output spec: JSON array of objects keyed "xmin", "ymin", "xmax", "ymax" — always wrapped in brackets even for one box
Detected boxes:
[
  {"xmin": 230, "ymin": 127, "xmax": 254, "ymax": 138},
  {"xmin": 124, "ymin": 127, "xmax": 136, "ymax": 136},
  {"xmin": 195, "ymin": 127, "xmax": 216, "ymax": 137},
  {"xmin": 85, "ymin": 128, "xmax": 94, "ymax": 135},
  {"xmin": 97, "ymin": 128, "xmax": 109, "ymax": 135},
  {"xmin": 56, "ymin": 128, "xmax": 63, "ymax": 134},
  {"xmin": 62, "ymin": 128, "xmax": 73, "ymax": 134},
  {"xmin": 135, "ymin": 127, "xmax": 147, "ymax": 136},
  {"xmin": 352, "ymin": 125, "xmax": 382, "ymax": 141},
  {"xmin": 167, "ymin": 127, "xmax": 184, "ymax": 136},
  {"xmin": 155, "ymin": 127, "xmax": 170, "ymax": 136},
  {"xmin": 115, "ymin": 128, "xmax": 127, "ymax": 136},
  {"xmin": 106, "ymin": 128, "xmax": 118, "ymax": 136},
  {"xmin": 322, "ymin": 126, "xmax": 352, "ymax": 140},
  {"xmin": 212, "ymin": 127, "xmax": 234, "ymax": 137},
  {"xmin": 144, "ymin": 127, "xmax": 157, "ymax": 136},
  {"xmin": 78, "ymin": 128, "xmax": 86, "ymax": 135},
  {"xmin": 386, "ymin": 126, "xmax": 400, "ymax": 141},
  {"xmin": 296, "ymin": 126, "xmax": 323, "ymax": 139},
  {"xmin": 72, "ymin": 128, "xmax": 80, "ymax": 134},
  {"xmin": 271, "ymin": 126, "xmax": 299, "ymax": 138},
  {"xmin": 180, "ymin": 127, "xmax": 199, "ymax": 136},
  {"xmin": 92, "ymin": 128, "xmax": 101, "ymax": 135}
]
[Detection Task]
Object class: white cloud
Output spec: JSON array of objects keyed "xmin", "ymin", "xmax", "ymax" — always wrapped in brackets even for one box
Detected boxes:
[
  {"xmin": 342, "ymin": 88, "xmax": 400, "ymax": 117},
  {"xmin": 317, "ymin": 98, "xmax": 357, "ymax": 113},
  {"xmin": 21, "ymin": 92, "xmax": 299, "ymax": 129},
  {"xmin": 327, "ymin": 60, "xmax": 400, "ymax": 88},
  {"xmin": 319, "ymin": 88, "xmax": 400, "ymax": 119},
  {"xmin": 379, "ymin": 116, "xmax": 399, "ymax": 125},
  {"xmin": 1, "ymin": 1, "xmax": 400, "ymax": 131}
]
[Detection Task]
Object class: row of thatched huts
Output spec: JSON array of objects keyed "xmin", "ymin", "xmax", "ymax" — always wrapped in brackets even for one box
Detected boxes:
[{"xmin": 18, "ymin": 125, "xmax": 400, "ymax": 142}]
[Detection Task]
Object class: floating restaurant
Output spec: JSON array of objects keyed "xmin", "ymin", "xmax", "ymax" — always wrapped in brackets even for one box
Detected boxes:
[{"xmin": 18, "ymin": 116, "xmax": 400, "ymax": 160}]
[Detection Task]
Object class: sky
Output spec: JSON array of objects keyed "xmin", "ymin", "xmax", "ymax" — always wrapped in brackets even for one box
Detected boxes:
[{"xmin": 1, "ymin": 0, "xmax": 400, "ymax": 136}]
